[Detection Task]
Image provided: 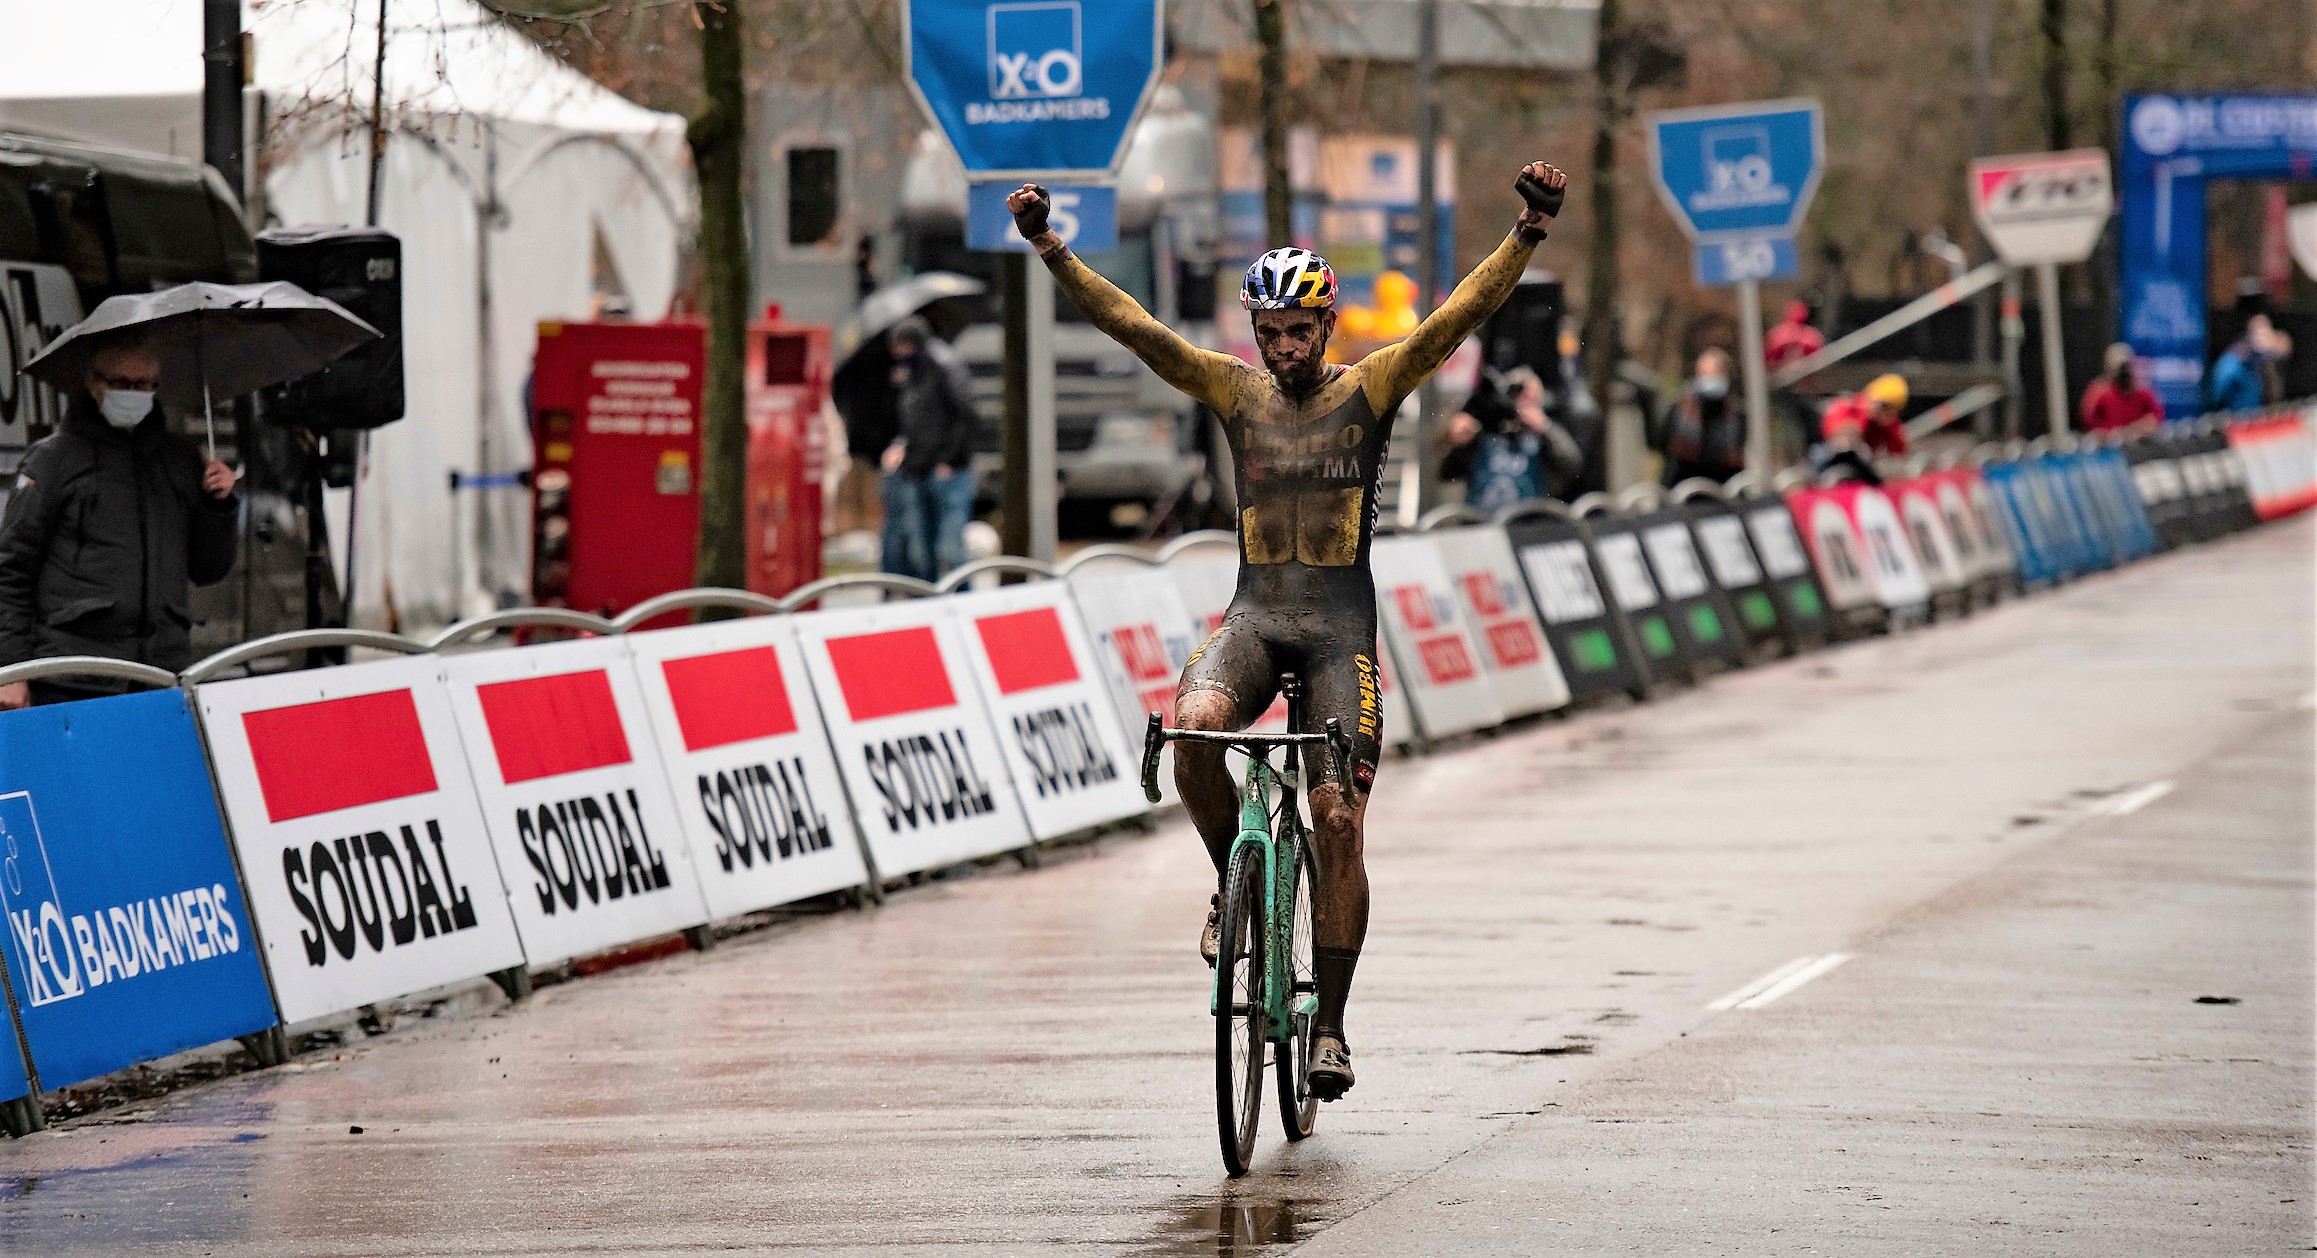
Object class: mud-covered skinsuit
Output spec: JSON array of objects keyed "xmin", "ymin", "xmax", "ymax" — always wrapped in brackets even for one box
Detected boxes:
[{"xmin": 1037, "ymin": 233, "xmax": 1542, "ymax": 788}]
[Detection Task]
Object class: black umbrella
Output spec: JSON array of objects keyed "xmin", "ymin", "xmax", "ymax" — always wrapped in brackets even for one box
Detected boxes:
[
  {"xmin": 23, "ymin": 280, "xmax": 380, "ymax": 456},
  {"xmin": 832, "ymin": 271, "xmax": 988, "ymax": 372}
]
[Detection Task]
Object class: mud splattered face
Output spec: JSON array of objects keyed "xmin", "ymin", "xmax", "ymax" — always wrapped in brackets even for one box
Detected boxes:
[{"xmin": 1250, "ymin": 307, "xmax": 1336, "ymax": 394}]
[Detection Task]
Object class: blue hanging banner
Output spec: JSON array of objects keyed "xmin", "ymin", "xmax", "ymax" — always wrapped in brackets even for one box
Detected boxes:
[
  {"xmin": 906, "ymin": 0, "xmax": 1164, "ymax": 178},
  {"xmin": 0, "ymin": 690, "xmax": 277, "ymax": 1091}
]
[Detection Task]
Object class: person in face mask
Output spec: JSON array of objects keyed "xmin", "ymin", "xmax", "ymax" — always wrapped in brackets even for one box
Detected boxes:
[
  {"xmin": 1658, "ymin": 347, "xmax": 1749, "ymax": 486},
  {"xmin": 0, "ymin": 336, "xmax": 239, "ymax": 708}
]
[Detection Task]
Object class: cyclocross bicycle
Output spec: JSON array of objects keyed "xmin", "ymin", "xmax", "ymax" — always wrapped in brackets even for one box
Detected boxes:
[{"xmin": 1141, "ymin": 675, "xmax": 1354, "ymax": 1178}]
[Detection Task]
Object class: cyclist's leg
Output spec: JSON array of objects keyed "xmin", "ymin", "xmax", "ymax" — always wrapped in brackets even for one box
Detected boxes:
[
  {"xmin": 1298, "ymin": 639, "xmax": 1384, "ymax": 1072},
  {"xmin": 1174, "ymin": 615, "xmax": 1281, "ymax": 875}
]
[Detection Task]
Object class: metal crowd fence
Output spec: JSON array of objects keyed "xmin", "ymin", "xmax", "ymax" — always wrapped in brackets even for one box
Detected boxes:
[{"xmin": 0, "ymin": 404, "xmax": 2306, "ymax": 1137}]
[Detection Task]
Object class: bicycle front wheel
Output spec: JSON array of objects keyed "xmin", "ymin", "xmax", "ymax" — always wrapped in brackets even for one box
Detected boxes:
[
  {"xmin": 1215, "ymin": 844, "xmax": 1267, "ymax": 1177},
  {"xmin": 1275, "ymin": 833, "xmax": 1319, "ymax": 1140}
]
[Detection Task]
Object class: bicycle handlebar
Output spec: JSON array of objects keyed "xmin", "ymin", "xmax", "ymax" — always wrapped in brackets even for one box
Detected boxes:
[{"xmin": 1139, "ymin": 712, "xmax": 1362, "ymax": 804}]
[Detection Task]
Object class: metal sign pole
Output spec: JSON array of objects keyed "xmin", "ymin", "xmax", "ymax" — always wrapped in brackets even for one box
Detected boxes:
[
  {"xmin": 2001, "ymin": 269, "xmax": 2025, "ymax": 440},
  {"xmin": 2035, "ymin": 261, "xmax": 2070, "ymax": 437},
  {"xmin": 1026, "ymin": 255, "xmax": 1058, "ymax": 562},
  {"xmin": 1737, "ymin": 278, "xmax": 1773, "ymax": 477}
]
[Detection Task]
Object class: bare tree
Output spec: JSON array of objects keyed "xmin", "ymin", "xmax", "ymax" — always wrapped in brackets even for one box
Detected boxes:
[
  {"xmin": 688, "ymin": 0, "xmax": 748, "ymax": 592},
  {"xmin": 1254, "ymin": 0, "xmax": 1293, "ymax": 244}
]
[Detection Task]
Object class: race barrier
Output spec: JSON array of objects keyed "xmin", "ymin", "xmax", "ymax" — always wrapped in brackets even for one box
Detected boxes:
[
  {"xmin": 1503, "ymin": 503, "xmax": 1656, "ymax": 704},
  {"xmin": 0, "ymin": 404, "xmax": 2305, "ymax": 1133}
]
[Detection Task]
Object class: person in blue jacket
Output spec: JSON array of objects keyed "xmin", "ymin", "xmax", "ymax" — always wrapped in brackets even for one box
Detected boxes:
[{"xmin": 2207, "ymin": 317, "xmax": 2279, "ymax": 413}]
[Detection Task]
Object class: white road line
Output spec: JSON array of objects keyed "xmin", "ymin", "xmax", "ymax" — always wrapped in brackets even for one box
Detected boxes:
[
  {"xmin": 1707, "ymin": 956, "xmax": 1816, "ymax": 1011},
  {"xmin": 1733, "ymin": 953, "xmax": 1852, "ymax": 1010},
  {"xmin": 2098, "ymin": 780, "xmax": 2176, "ymax": 817}
]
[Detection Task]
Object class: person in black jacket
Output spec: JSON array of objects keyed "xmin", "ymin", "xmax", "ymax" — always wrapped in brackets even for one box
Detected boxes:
[
  {"xmin": 879, "ymin": 316, "xmax": 980, "ymax": 580},
  {"xmin": 0, "ymin": 336, "xmax": 239, "ymax": 708}
]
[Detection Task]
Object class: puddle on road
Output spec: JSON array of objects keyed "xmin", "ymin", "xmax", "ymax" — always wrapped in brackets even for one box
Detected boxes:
[{"xmin": 1147, "ymin": 1197, "xmax": 1316, "ymax": 1256}]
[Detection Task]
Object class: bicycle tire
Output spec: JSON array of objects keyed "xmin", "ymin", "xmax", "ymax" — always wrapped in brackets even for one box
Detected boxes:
[
  {"xmin": 1275, "ymin": 830, "xmax": 1320, "ymax": 1140},
  {"xmin": 1215, "ymin": 844, "xmax": 1267, "ymax": 1177}
]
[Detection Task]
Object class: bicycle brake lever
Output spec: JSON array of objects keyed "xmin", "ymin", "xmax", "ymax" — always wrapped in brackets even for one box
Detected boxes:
[
  {"xmin": 1141, "ymin": 711, "xmax": 1166, "ymax": 804},
  {"xmin": 1323, "ymin": 717, "xmax": 1356, "ymax": 798}
]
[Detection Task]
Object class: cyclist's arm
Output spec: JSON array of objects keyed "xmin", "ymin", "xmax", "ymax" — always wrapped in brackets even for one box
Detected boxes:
[
  {"xmin": 1361, "ymin": 232, "xmax": 1535, "ymax": 415},
  {"xmin": 1041, "ymin": 246, "xmax": 1245, "ymax": 414}
]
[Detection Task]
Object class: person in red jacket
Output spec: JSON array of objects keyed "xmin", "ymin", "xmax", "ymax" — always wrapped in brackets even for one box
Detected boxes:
[
  {"xmin": 1763, "ymin": 299, "xmax": 1824, "ymax": 369},
  {"xmin": 2079, "ymin": 342, "xmax": 2165, "ymax": 432},
  {"xmin": 1819, "ymin": 373, "xmax": 1910, "ymax": 458}
]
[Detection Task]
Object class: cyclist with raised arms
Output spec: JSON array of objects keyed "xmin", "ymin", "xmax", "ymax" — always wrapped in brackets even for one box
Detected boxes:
[{"xmin": 1006, "ymin": 161, "xmax": 1568, "ymax": 1101}]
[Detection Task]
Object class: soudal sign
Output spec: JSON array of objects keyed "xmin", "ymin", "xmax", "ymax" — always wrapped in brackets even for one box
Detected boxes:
[
  {"xmin": 1170, "ymin": 547, "xmax": 1292, "ymax": 733},
  {"xmin": 1969, "ymin": 149, "xmax": 2113, "ymax": 267},
  {"xmin": 794, "ymin": 603, "xmax": 1032, "ymax": 878},
  {"xmin": 198, "ymin": 659, "xmax": 528, "ymax": 1024},
  {"xmin": 1371, "ymin": 536, "xmax": 1504, "ymax": 739},
  {"xmin": 951, "ymin": 585, "xmax": 1148, "ymax": 839},
  {"xmin": 442, "ymin": 640, "xmax": 710, "ymax": 968},
  {"xmin": 1066, "ymin": 566, "xmax": 1197, "ymax": 804},
  {"xmin": 1424, "ymin": 527, "xmax": 1571, "ymax": 719},
  {"xmin": 0, "ymin": 690, "xmax": 278, "ymax": 1090},
  {"xmin": 626, "ymin": 616, "xmax": 871, "ymax": 919}
]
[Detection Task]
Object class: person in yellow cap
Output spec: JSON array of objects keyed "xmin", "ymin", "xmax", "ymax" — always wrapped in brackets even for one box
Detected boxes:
[{"xmin": 1819, "ymin": 372, "xmax": 1911, "ymax": 458}]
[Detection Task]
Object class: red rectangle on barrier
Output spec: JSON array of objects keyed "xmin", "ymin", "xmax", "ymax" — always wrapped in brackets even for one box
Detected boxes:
[
  {"xmin": 1112, "ymin": 623, "xmax": 1171, "ymax": 683},
  {"xmin": 475, "ymin": 669, "xmax": 633, "ymax": 784},
  {"xmin": 661, "ymin": 646, "xmax": 799, "ymax": 751},
  {"xmin": 244, "ymin": 689, "xmax": 439, "ymax": 823},
  {"xmin": 826, "ymin": 626, "xmax": 955, "ymax": 719},
  {"xmin": 1391, "ymin": 586, "xmax": 1438, "ymax": 631},
  {"xmin": 1416, "ymin": 633, "xmax": 1478, "ymax": 685},
  {"xmin": 1484, "ymin": 619, "xmax": 1543, "ymax": 668},
  {"xmin": 975, "ymin": 607, "xmax": 1079, "ymax": 694},
  {"xmin": 1459, "ymin": 571, "xmax": 1507, "ymax": 618}
]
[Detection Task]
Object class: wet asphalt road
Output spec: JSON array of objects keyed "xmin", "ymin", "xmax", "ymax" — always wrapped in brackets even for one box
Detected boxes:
[{"xmin": 0, "ymin": 518, "xmax": 2309, "ymax": 1256}]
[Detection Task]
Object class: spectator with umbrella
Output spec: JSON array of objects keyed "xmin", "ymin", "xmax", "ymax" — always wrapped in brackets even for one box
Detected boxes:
[{"xmin": 0, "ymin": 281, "xmax": 376, "ymax": 707}]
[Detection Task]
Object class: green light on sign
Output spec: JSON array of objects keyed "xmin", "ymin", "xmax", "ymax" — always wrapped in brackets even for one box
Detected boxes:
[
  {"xmin": 1639, "ymin": 617, "xmax": 1675, "ymax": 657},
  {"xmin": 1569, "ymin": 628, "xmax": 1618, "ymax": 672},
  {"xmin": 1689, "ymin": 606, "xmax": 1724, "ymax": 643},
  {"xmin": 1791, "ymin": 583, "xmax": 1824, "ymax": 618},
  {"xmin": 1740, "ymin": 591, "xmax": 1778, "ymax": 630}
]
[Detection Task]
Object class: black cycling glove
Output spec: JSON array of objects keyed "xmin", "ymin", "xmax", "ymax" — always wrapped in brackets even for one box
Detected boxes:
[{"xmin": 1011, "ymin": 184, "xmax": 1052, "ymax": 239}]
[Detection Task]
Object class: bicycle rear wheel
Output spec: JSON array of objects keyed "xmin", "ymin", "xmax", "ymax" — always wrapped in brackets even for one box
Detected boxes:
[
  {"xmin": 1215, "ymin": 844, "xmax": 1267, "ymax": 1177},
  {"xmin": 1275, "ymin": 832, "xmax": 1319, "ymax": 1139}
]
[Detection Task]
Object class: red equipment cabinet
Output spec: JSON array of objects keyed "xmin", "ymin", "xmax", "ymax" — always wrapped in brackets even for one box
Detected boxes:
[
  {"xmin": 528, "ymin": 320, "xmax": 705, "ymax": 616},
  {"xmin": 744, "ymin": 309, "xmax": 829, "ymax": 598}
]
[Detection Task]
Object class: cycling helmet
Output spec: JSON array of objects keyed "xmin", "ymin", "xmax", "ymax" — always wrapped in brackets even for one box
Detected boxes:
[{"xmin": 1241, "ymin": 247, "xmax": 1337, "ymax": 311}]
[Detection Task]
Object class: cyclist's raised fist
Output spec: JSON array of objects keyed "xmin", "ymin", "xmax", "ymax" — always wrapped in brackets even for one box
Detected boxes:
[
  {"xmin": 1515, "ymin": 162, "xmax": 1568, "ymax": 219},
  {"xmin": 1006, "ymin": 183, "xmax": 1052, "ymax": 239}
]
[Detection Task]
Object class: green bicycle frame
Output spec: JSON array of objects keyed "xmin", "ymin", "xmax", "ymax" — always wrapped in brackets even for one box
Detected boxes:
[{"xmin": 1209, "ymin": 753, "xmax": 1316, "ymax": 1044}]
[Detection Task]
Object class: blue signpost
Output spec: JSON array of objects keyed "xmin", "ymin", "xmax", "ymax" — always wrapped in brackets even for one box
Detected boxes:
[
  {"xmin": 905, "ymin": 0, "xmax": 1162, "ymax": 178},
  {"xmin": 1648, "ymin": 98, "xmax": 1825, "ymax": 475},
  {"xmin": 966, "ymin": 181, "xmax": 1117, "ymax": 253},
  {"xmin": 905, "ymin": 0, "xmax": 1164, "ymax": 560}
]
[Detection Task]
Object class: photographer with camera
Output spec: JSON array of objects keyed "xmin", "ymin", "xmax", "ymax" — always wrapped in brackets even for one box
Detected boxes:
[{"xmin": 1440, "ymin": 365, "xmax": 1582, "ymax": 511}]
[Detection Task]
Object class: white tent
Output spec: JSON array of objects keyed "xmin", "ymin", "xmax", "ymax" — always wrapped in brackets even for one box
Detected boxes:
[{"xmin": 0, "ymin": 0, "xmax": 694, "ymax": 630}]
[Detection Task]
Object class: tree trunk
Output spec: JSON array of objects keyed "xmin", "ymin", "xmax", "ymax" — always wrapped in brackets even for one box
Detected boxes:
[
  {"xmin": 1254, "ymin": 0, "xmax": 1292, "ymax": 245},
  {"xmin": 688, "ymin": 0, "xmax": 748, "ymax": 593},
  {"xmin": 1582, "ymin": 0, "xmax": 1623, "ymax": 437},
  {"xmin": 2040, "ymin": 0, "xmax": 2071, "ymax": 150}
]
